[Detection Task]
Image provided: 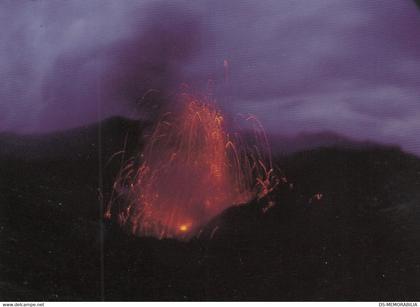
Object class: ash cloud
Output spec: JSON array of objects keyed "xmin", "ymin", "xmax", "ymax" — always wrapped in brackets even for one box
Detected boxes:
[
  {"xmin": 1, "ymin": 0, "xmax": 202, "ymax": 132},
  {"xmin": 1, "ymin": 0, "xmax": 420, "ymax": 155}
]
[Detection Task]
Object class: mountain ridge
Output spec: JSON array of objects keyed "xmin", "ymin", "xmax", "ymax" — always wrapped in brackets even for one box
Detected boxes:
[{"xmin": 0, "ymin": 116, "xmax": 403, "ymax": 160}]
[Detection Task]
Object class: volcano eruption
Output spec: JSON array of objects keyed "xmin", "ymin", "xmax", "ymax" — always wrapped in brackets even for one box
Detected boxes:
[
  {"xmin": 106, "ymin": 93, "xmax": 278, "ymax": 239},
  {"xmin": 2, "ymin": 0, "xmax": 420, "ymax": 302}
]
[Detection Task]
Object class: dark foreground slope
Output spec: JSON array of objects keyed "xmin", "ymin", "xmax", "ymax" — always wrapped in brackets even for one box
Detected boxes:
[{"xmin": 1, "ymin": 118, "xmax": 420, "ymax": 300}]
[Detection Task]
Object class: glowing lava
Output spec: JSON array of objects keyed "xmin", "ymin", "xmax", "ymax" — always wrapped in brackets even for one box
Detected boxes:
[
  {"xmin": 179, "ymin": 224, "xmax": 189, "ymax": 232},
  {"xmin": 107, "ymin": 93, "xmax": 277, "ymax": 239}
]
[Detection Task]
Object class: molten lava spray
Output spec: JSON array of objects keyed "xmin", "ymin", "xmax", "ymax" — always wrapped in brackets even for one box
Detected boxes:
[{"xmin": 107, "ymin": 93, "xmax": 277, "ymax": 239}]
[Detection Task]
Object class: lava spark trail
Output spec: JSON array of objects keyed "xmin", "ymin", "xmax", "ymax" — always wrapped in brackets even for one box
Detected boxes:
[{"xmin": 106, "ymin": 93, "xmax": 278, "ymax": 239}]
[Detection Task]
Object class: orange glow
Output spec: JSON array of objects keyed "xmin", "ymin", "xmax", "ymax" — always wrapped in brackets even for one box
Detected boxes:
[
  {"xmin": 179, "ymin": 224, "xmax": 189, "ymax": 232},
  {"xmin": 107, "ymin": 92, "xmax": 278, "ymax": 239}
]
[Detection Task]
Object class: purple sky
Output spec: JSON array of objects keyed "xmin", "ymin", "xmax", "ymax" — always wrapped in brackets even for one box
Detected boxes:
[{"xmin": 1, "ymin": 0, "xmax": 420, "ymax": 155}]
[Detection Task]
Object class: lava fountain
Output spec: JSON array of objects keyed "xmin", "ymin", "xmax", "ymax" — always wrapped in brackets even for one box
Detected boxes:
[{"xmin": 106, "ymin": 93, "xmax": 277, "ymax": 239}]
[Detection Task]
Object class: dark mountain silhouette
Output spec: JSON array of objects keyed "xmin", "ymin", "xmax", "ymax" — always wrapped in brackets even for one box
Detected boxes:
[
  {"xmin": 1, "ymin": 117, "xmax": 419, "ymax": 300},
  {"xmin": 0, "ymin": 117, "xmax": 398, "ymax": 160},
  {"xmin": 0, "ymin": 117, "xmax": 142, "ymax": 161},
  {"xmin": 270, "ymin": 131, "xmax": 398, "ymax": 154}
]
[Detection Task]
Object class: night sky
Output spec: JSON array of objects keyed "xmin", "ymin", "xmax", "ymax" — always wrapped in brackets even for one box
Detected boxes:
[{"xmin": 1, "ymin": 0, "xmax": 420, "ymax": 155}]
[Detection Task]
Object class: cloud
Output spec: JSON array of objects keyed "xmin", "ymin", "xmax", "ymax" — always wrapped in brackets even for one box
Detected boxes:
[
  {"xmin": 0, "ymin": 0, "xmax": 202, "ymax": 131},
  {"xmin": 1, "ymin": 0, "xmax": 420, "ymax": 155}
]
